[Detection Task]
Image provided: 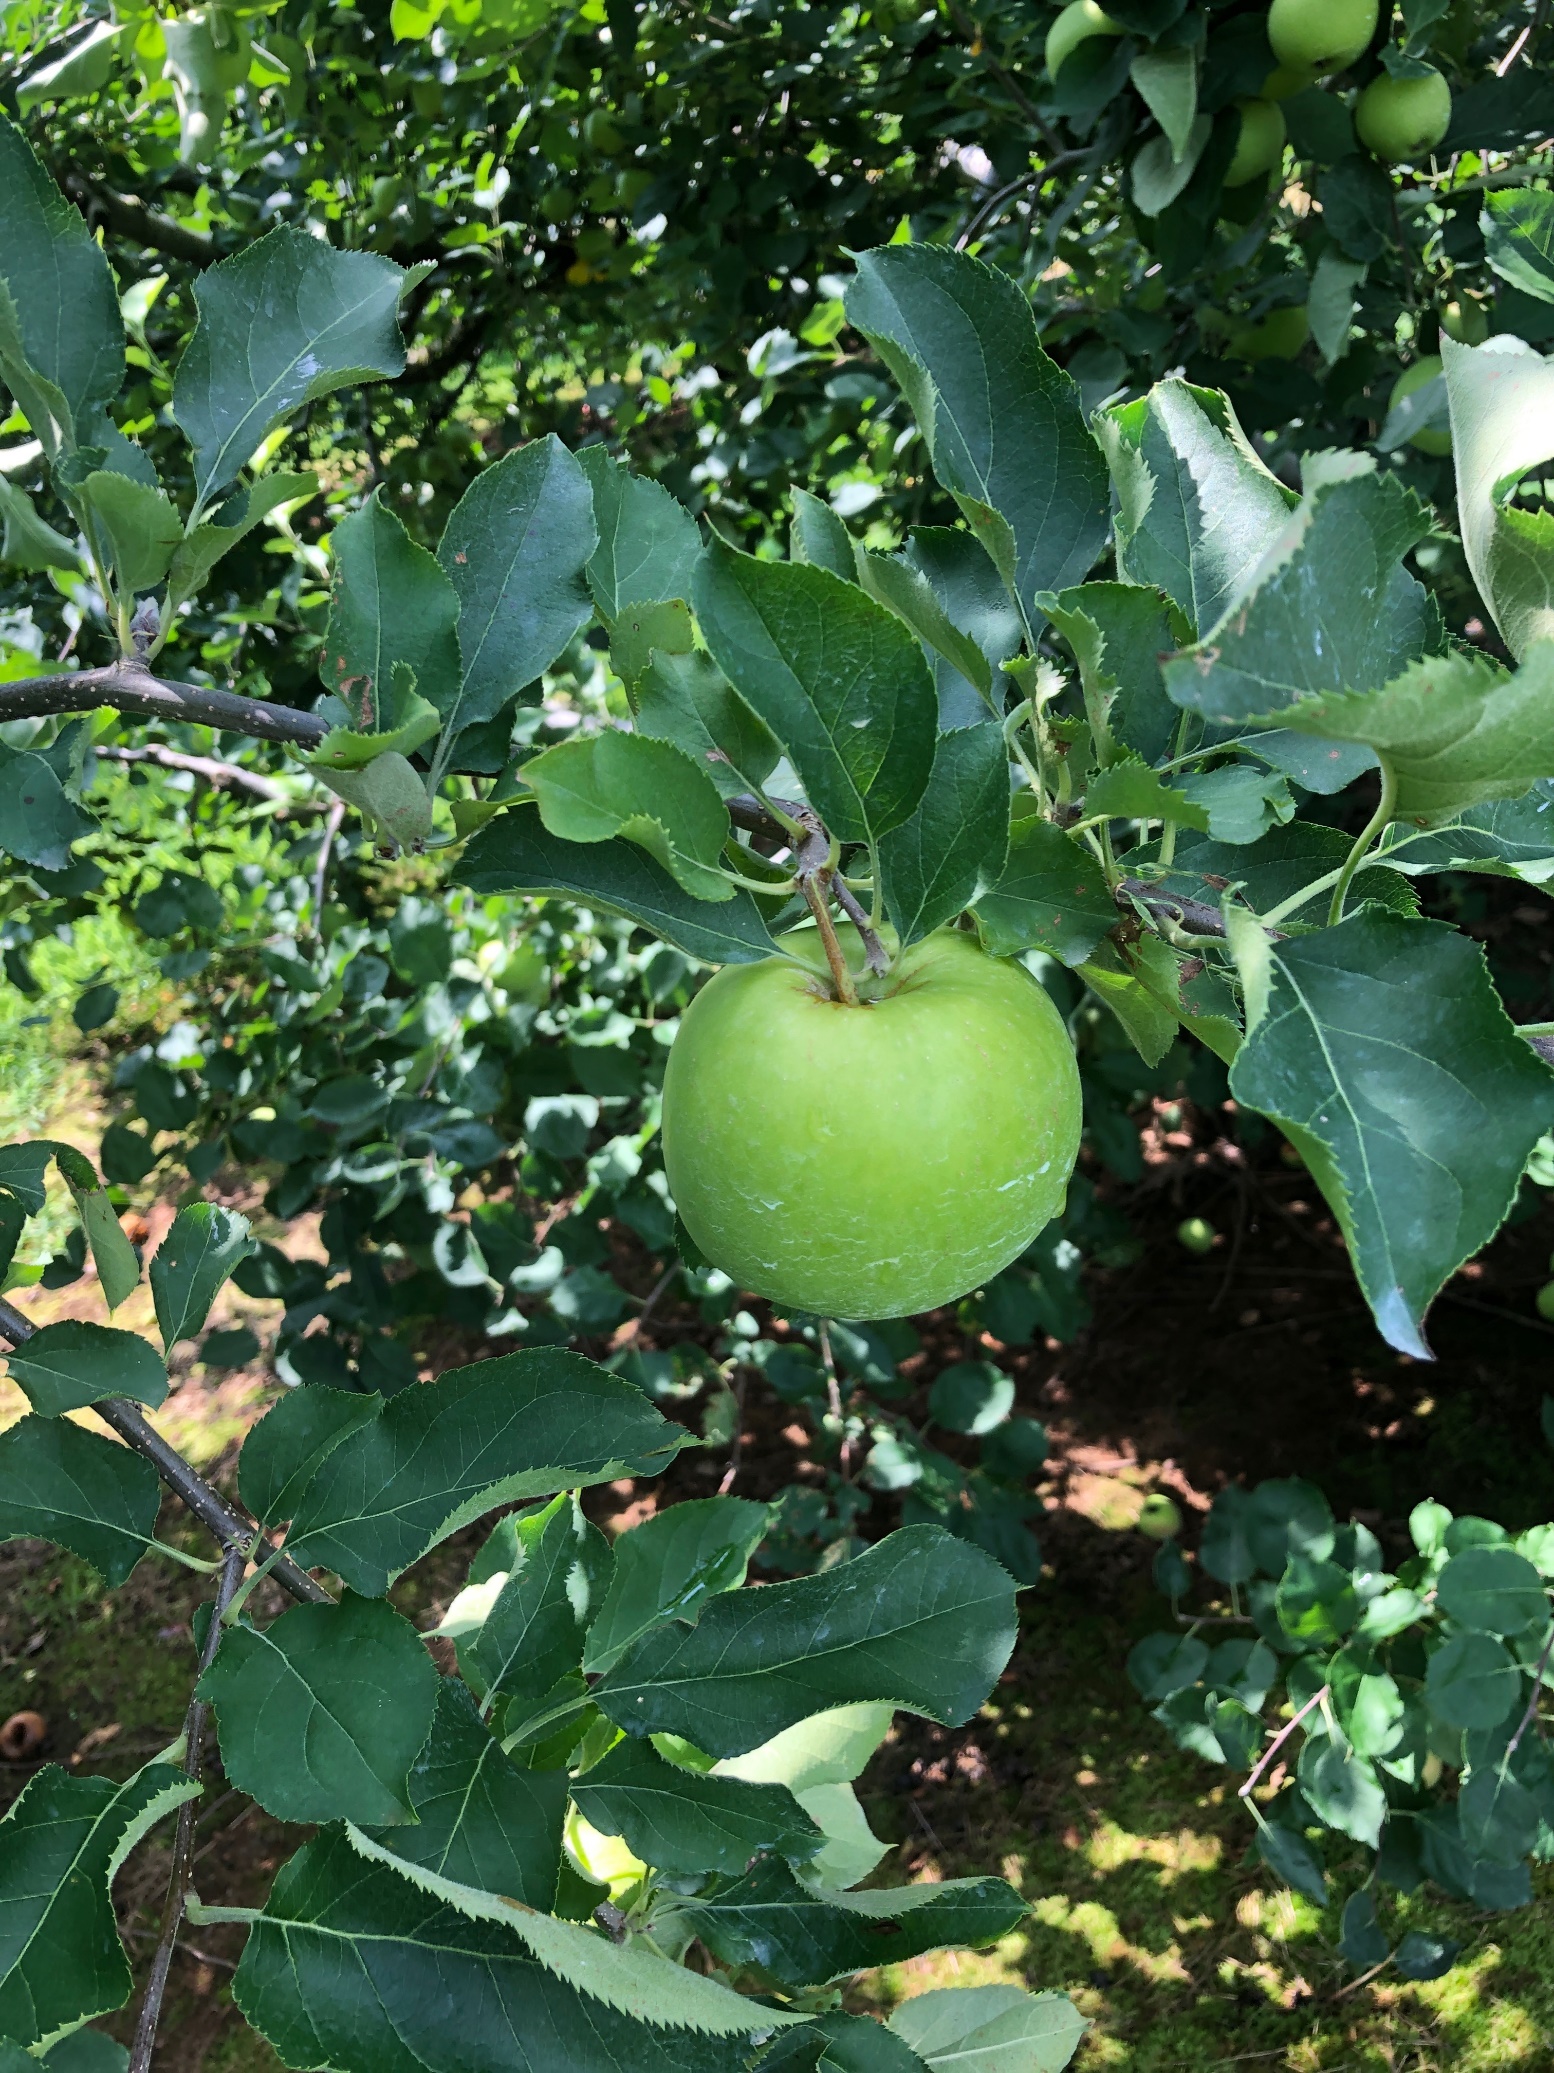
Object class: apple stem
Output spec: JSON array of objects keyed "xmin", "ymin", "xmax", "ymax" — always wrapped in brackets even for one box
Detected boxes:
[
  {"xmin": 830, "ymin": 876, "xmax": 889, "ymax": 975},
  {"xmin": 801, "ymin": 876, "xmax": 860, "ymax": 1005}
]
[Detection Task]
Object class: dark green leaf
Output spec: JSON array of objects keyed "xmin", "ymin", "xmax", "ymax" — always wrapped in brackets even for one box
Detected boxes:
[
  {"xmin": 320, "ymin": 489, "xmax": 461, "ymax": 736},
  {"xmin": 572, "ymin": 1736, "xmax": 824, "ymax": 1875},
  {"xmin": 1459, "ymin": 1762, "xmax": 1540, "ymax": 1867},
  {"xmin": 1297, "ymin": 1734, "xmax": 1386, "ymax": 1847},
  {"xmin": 76, "ymin": 473, "xmax": 181, "ymax": 594},
  {"xmin": 760, "ymin": 2012, "xmax": 927, "ymax": 2073},
  {"xmin": 365, "ymin": 1679, "xmax": 565, "ymax": 1906},
  {"xmin": 901, "ymin": 528, "xmax": 1024, "ymax": 730},
  {"xmin": 887, "ymin": 1984, "xmax": 1088, "ymax": 2073},
  {"xmin": 280, "ymin": 1347, "xmax": 690, "ymax": 1595},
  {"xmin": 199, "ymin": 1591, "xmax": 439, "ymax": 1825},
  {"xmin": 635, "ymin": 649, "xmax": 783, "ymax": 801},
  {"xmin": 595, "ymin": 1524, "xmax": 1019, "ymax": 1759},
  {"xmin": 1424, "ymin": 1632, "xmax": 1521, "ymax": 1730},
  {"xmin": 1338, "ymin": 1890, "xmax": 1390, "ymax": 1970},
  {"xmin": 1127, "ymin": 1631, "xmax": 1210, "ymax": 1702},
  {"xmin": 173, "ymin": 227, "xmax": 426, "ymax": 504},
  {"xmin": 1437, "ymin": 1547, "xmax": 1549, "ymax": 1637},
  {"xmin": 694, "ymin": 541, "xmax": 937, "ymax": 844},
  {"xmin": 789, "ymin": 488, "xmax": 857, "ymax": 580},
  {"xmin": 150, "ymin": 1202, "xmax": 256, "ymax": 1350},
  {"xmin": 520, "ymin": 731, "xmax": 733, "ymax": 902},
  {"xmin": 436, "ymin": 436, "xmax": 597, "ymax": 736},
  {"xmin": 845, "ymin": 245, "xmax": 1108, "ymax": 623},
  {"xmin": 0, "ymin": 1415, "xmax": 160, "ymax": 1585},
  {"xmin": 238, "ymin": 1385, "xmax": 385, "ymax": 1527},
  {"xmin": 3, "ymin": 1320, "xmax": 167, "ymax": 1417},
  {"xmin": 583, "ymin": 1495, "xmax": 770, "ymax": 1674},
  {"xmin": 72, "ymin": 982, "xmax": 117, "ymax": 1034},
  {"xmin": 0, "ymin": 1764, "xmax": 199, "ymax": 2047},
  {"xmin": 679, "ymin": 1856, "xmax": 1027, "ymax": 1991},
  {"xmin": 856, "ymin": 549, "xmax": 994, "ymax": 708},
  {"xmin": 470, "ymin": 1493, "xmax": 613, "ymax": 1702},
  {"xmin": 165, "ymin": 471, "xmax": 317, "ymax": 606},
  {"xmin": 1042, "ymin": 582, "xmax": 1188, "ymax": 767},
  {"xmin": 1254, "ymin": 1821, "xmax": 1327, "ymax": 1904},
  {"xmin": 1482, "ymin": 188, "xmax": 1554, "ymax": 306},
  {"xmin": 1200, "ymin": 1486, "xmax": 1256, "ymax": 1585},
  {"xmin": 0, "ymin": 1143, "xmax": 55, "ymax": 1215},
  {"xmin": 579, "ymin": 445, "xmax": 701, "ymax": 619},
  {"xmin": 0, "ymin": 476, "xmax": 80, "ymax": 573},
  {"xmin": 1154, "ymin": 824, "xmax": 1414, "ymax": 927},
  {"xmin": 1228, "ymin": 911, "xmax": 1554, "ymax": 1357},
  {"xmin": 929, "ymin": 1360, "xmax": 1014, "ymax": 1436},
  {"xmin": 878, "ymin": 723, "xmax": 1010, "ymax": 944},
  {"xmin": 0, "ymin": 752, "xmax": 96, "ymax": 872},
  {"xmin": 459, "ymin": 803, "xmax": 780, "ymax": 966},
  {"xmin": 1393, "ymin": 1929, "xmax": 1461, "ymax": 1981},
  {"xmin": 975, "ymin": 814, "xmax": 1117, "ymax": 965},
  {"xmin": 1247, "ymin": 1478, "xmax": 1335, "ymax": 1574}
]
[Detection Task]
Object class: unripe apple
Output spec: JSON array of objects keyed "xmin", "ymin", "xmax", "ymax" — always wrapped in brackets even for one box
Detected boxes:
[
  {"xmin": 1267, "ymin": 0, "xmax": 1378, "ymax": 73},
  {"xmin": 1177, "ymin": 1216, "xmax": 1216, "ymax": 1255},
  {"xmin": 1138, "ymin": 1492, "xmax": 1184, "ymax": 1540},
  {"xmin": 1390, "ymin": 355, "xmax": 1451, "ymax": 455},
  {"xmin": 1355, "ymin": 66, "xmax": 1452, "ymax": 161},
  {"xmin": 1225, "ymin": 98, "xmax": 1287, "ymax": 186},
  {"xmin": 1230, "ymin": 305, "xmax": 1310, "ymax": 361},
  {"xmin": 662, "ymin": 928, "xmax": 1081, "ymax": 1319},
  {"xmin": 1536, "ymin": 1280, "xmax": 1554, "ymax": 1322},
  {"xmin": 1440, "ymin": 295, "xmax": 1488, "ymax": 344},
  {"xmin": 1045, "ymin": 0, "xmax": 1124, "ymax": 79},
  {"xmin": 1260, "ymin": 60, "xmax": 1322, "ymax": 98}
]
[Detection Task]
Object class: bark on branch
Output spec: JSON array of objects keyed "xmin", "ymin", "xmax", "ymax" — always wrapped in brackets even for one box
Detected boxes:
[
  {"xmin": 59, "ymin": 173, "xmax": 218, "ymax": 267},
  {"xmin": 0, "ymin": 661, "xmax": 327, "ymax": 749}
]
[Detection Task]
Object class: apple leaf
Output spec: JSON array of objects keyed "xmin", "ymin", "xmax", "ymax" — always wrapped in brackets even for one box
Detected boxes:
[
  {"xmin": 1227, "ymin": 909, "xmax": 1554, "ymax": 1357},
  {"xmin": 76, "ymin": 473, "xmax": 182, "ymax": 594},
  {"xmin": 1482, "ymin": 188, "xmax": 1554, "ymax": 307},
  {"xmin": 583, "ymin": 1495, "xmax": 770, "ymax": 1675},
  {"xmin": 165, "ymin": 470, "xmax": 317, "ymax": 607},
  {"xmin": 150, "ymin": 1201, "xmax": 256, "ymax": 1351},
  {"xmin": 1153, "ymin": 823, "xmax": 1417, "ymax": 924},
  {"xmin": 3, "ymin": 1320, "xmax": 167, "ymax": 1417},
  {"xmin": 1085, "ymin": 757, "xmax": 1211, "ymax": 830},
  {"xmin": 1163, "ymin": 467, "xmax": 1439, "ymax": 727},
  {"xmin": 789, "ymin": 488, "xmax": 857, "ymax": 580},
  {"xmin": 459, "ymin": 802, "xmax": 781, "ymax": 964},
  {"xmin": 0, "ymin": 475, "xmax": 81, "ymax": 572},
  {"xmin": 693, "ymin": 541, "xmax": 937, "ymax": 844},
  {"xmin": 436, "ymin": 435, "xmax": 597, "ymax": 738},
  {"xmin": 172, "ymin": 227, "xmax": 428, "ymax": 504},
  {"xmin": 1096, "ymin": 380, "xmax": 1295, "ymax": 639},
  {"xmin": 320, "ymin": 489, "xmax": 461, "ymax": 736},
  {"xmin": 888, "ymin": 1983, "xmax": 1089, "ymax": 2073},
  {"xmin": 674, "ymin": 1857, "xmax": 1028, "ymax": 1991},
  {"xmin": 878, "ymin": 722, "xmax": 1011, "ymax": 944},
  {"xmin": 279, "ymin": 1347, "xmax": 691, "ymax": 1594},
  {"xmin": 1442, "ymin": 336, "xmax": 1554, "ymax": 661},
  {"xmin": 239, "ymin": 1385, "xmax": 385, "ymax": 1527},
  {"xmin": 520, "ymin": 731, "xmax": 734, "ymax": 902},
  {"xmin": 856, "ymin": 548, "xmax": 995, "ymax": 707},
  {"xmin": 1040, "ymin": 581, "xmax": 1189, "ymax": 767},
  {"xmin": 571, "ymin": 1737, "xmax": 825, "ymax": 1877},
  {"xmin": 900, "ymin": 527, "xmax": 1024, "ymax": 729},
  {"xmin": 1175, "ymin": 764, "xmax": 1295, "ymax": 846},
  {"xmin": 593, "ymin": 1524, "xmax": 1018, "ymax": 1759},
  {"xmin": 844, "ymin": 244, "xmax": 1108, "ymax": 624},
  {"xmin": 974, "ymin": 815, "xmax": 1117, "ymax": 965},
  {"xmin": 0, "ymin": 751, "xmax": 97, "ymax": 873},
  {"xmin": 1268, "ymin": 644, "xmax": 1554, "ymax": 823},
  {"xmin": 635, "ymin": 649, "xmax": 784, "ymax": 801},
  {"xmin": 0, "ymin": 1763, "xmax": 200, "ymax": 2048},
  {"xmin": 579, "ymin": 445, "xmax": 702, "ymax": 622},
  {"xmin": 468, "ymin": 1493, "xmax": 613, "ymax": 1703},
  {"xmin": 1381, "ymin": 780, "xmax": 1554, "ymax": 883},
  {"xmin": 0, "ymin": 1414, "xmax": 161, "ymax": 1585},
  {"xmin": 1079, "ymin": 933, "xmax": 1183, "ymax": 1068}
]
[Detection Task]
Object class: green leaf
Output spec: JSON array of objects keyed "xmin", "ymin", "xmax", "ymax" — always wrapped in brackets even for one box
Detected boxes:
[
  {"xmin": 150, "ymin": 1201, "xmax": 255, "ymax": 1350},
  {"xmin": 1458, "ymin": 1761, "xmax": 1540, "ymax": 1867},
  {"xmin": 319, "ymin": 489, "xmax": 461, "ymax": 737},
  {"xmin": 706, "ymin": 1706, "xmax": 899, "ymax": 1893},
  {"xmin": 760, "ymin": 2012, "xmax": 926, "ymax": 2073},
  {"xmin": 1079, "ymin": 933, "xmax": 1183, "ymax": 1069},
  {"xmin": 164, "ymin": 471, "xmax": 317, "ymax": 606},
  {"xmin": 1174, "ymin": 764, "xmax": 1295, "ymax": 847},
  {"xmin": 3, "ymin": 1321, "xmax": 167, "ymax": 1417},
  {"xmin": 1442, "ymin": 336, "xmax": 1554, "ymax": 662},
  {"xmin": 239, "ymin": 1385, "xmax": 385, "ymax": 1527},
  {"xmin": 856, "ymin": 549, "xmax": 995, "ymax": 707},
  {"xmin": 1482, "ymin": 188, "xmax": 1554, "ymax": 307},
  {"xmin": 459, "ymin": 803, "xmax": 781, "ymax": 966},
  {"xmin": 1155, "ymin": 822, "xmax": 1415, "ymax": 926},
  {"xmin": 363, "ymin": 1678, "xmax": 565, "ymax": 1905},
  {"xmin": 583, "ymin": 1495, "xmax": 770, "ymax": 1675},
  {"xmin": 1131, "ymin": 44, "xmax": 1198, "ymax": 159},
  {"xmin": 974, "ymin": 814, "xmax": 1117, "ymax": 966},
  {"xmin": 878, "ymin": 723, "xmax": 1011, "ymax": 945},
  {"xmin": 676, "ymin": 1857, "xmax": 1027, "ymax": 1991},
  {"xmin": 579, "ymin": 446, "xmax": 702, "ymax": 620},
  {"xmin": 0, "ymin": 477, "xmax": 81, "ymax": 573},
  {"xmin": 1424, "ymin": 1632, "xmax": 1521, "ymax": 1730},
  {"xmin": 1297, "ymin": 1734, "xmax": 1386, "ymax": 1846},
  {"xmin": 0, "ymin": 752, "xmax": 97, "ymax": 873},
  {"xmin": 845, "ymin": 245, "xmax": 1108, "ymax": 624},
  {"xmin": 1041, "ymin": 581, "xmax": 1189, "ymax": 768},
  {"xmin": 172, "ymin": 227, "xmax": 427, "ymax": 505},
  {"xmin": 1381, "ymin": 781, "xmax": 1554, "ymax": 884},
  {"xmin": 1096, "ymin": 381, "xmax": 1295, "ymax": 639},
  {"xmin": 1308, "ymin": 249, "xmax": 1367, "ymax": 368},
  {"xmin": 789, "ymin": 489, "xmax": 858, "ymax": 580},
  {"xmin": 1254, "ymin": 1821, "xmax": 1327, "ymax": 1905},
  {"xmin": 900, "ymin": 528, "xmax": 1023, "ymax": 730},
  {"xmin": 1228, "ymin": 911, "xmax": 1554, "ymax": 1356},
  {"xmin": 694, "ymin": 541, "xmax": 937, "ymax": 845},
  {"xmin": 1270, "ymin": 646, "xmax": 1554, "ymax": 824},
  {"xmin": 437, "ymin": 435, "xmax": 597, "ymax": 737},
  {"xmin": 76, "ymin": 473, "xmax": 182, "ymax": 595},
  {"xmin": 199, "ymin": 1591, "xmax": 439, "ymax": 1826},
  {"xmin": 0, "ymin": 1142, "xmax": 57, "ymax": 1215},
  {"xmin": 572, "ymin": 1736, "xmax": 825, "ymax": 1876},
  {"xmin": 0, "ymin": 1762, "xmax": 199, "ymax": 2049},
  {"xmin": 317, "ymin": 751, "xmax": 434, "ymax": 851},
  {"xmin": 280, "ymin": 1347, "xmax": 690, "ymax": 1595},
  {"xmin": 595, "ymin": 1524, "xmax": 1018, "ymax": 1759},
  {"xmin": 1437, "ymin": 1547, "xmax": 1549, "ymax": 1637},
  {"xmin": 1163, "ymin": 467, "xmax": 1438, "ymax": 729},
  {"xmin": 470, "ymin": 1493, "xmax": 613, "ymax": 1703},
  {"xmin": 0, "ymin": 112, "xmax": 124, "ymax": 459},
  {"xmin": 1338, "ymin": 1889, "xmax": 1391, "ymax": 1971},
  {"xmin": 520, "ymin": 731, "xmax": 734, "ymax": 901},
  {"xmin": 235, "ymin": 1828, "xmax": 798, "ymax": 2059},
  {"xmin": 0, "ymin": 1415, "xmax": 159, "ymax": 1585},
  {"xmin": 635, "ymin": 649, "xmax": 783, "ymax": 801},
  {"xmin": 1085, "ymin": 757, "xmax": 1211, "ymax": 831},
  {"xmin": 15, "ymin": 20, "xmax": 126, "ymax": 112},
  {"xmin": 889, "ymin": 1985, "xmax": 1089, "ymax": 2073}
]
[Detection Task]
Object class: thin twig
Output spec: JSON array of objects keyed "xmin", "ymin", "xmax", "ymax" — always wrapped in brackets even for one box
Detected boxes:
[
  {"xmin": 312, "ymin": 796, "xmax": 347, "ymax": 927},
  {"xmin": 98, "ymin": 743, "xmax": 291, "ymax": 802},
  {"xmin": 801, "ymin": 877, "xmax": 859, "ymax": 1005},
  {"xmin": 830, "ymin": 875, "xmax": 889, "ymax": 974},
  {"xmin": 1505, "ymin": 1621, "xmax": 1554, "ymax": 1760},
  {"xmin": 127, "ymin": 1545, "xmax": 245, "ymax": 2073},
  {"xmin": 818, "ymin": 1321, "xmax": 853, "ymax": 1481},
  {"xmin": 1239, "ymin": 1685, "xmax": 1329, "ymax": 1801},
  {"xmin": 0, "ymin": 660, "xmax": 327, "ymax": 748},
  {"xmin": 717, "ymin": 1371, "xmax": 747, "ymax": 1495}
]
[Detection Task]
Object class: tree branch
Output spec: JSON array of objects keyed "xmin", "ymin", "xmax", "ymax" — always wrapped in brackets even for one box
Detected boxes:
[
  {"xmin": 0, "ymin": 1296, "xmax": 330, "ymax": 1606},
  {"xmin": 0, "ymin": 661, "xmax": 327, "ymax": 749},
  {"xmin": 59, "ymin": 173, "xmax": 218, "ymax": 267},
  {"xmin": 127, "ymin": 1543, "xmax": 245, "ymax": 2073},
  {"xmin": 97, "ymin": 744, "xmax": 291, "ymax": 802}
]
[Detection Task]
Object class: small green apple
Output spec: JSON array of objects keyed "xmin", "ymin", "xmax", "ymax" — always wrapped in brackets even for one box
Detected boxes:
[
  {"xmin": 1138, "ymin": 1492, "xmax": 1184, "ymax": 1540},
  {"xmin": 1260, "ymin": 60, "xmax": 1322, "ymax": 98},
  {"xmin": 662, "ymin": 928, "xmax": 1081, "ymax": 1319},
  {"xmin": 1536, "ymin": 1280, "xmax": 1554, "ymax": 1323},
  {"xmin": 1355, "ymin": 66, "xmax": 1452, "ymax": 161},
  {"xmin": 1045, "ymin": 0, "xmax": 1124, "ymax": 79},
  {"xmin": 1229, "ymin": 304, "xmax": 1310, "ymax": 361},
  {"xmin": 1225, "ymin": 97, "xmax": 1287, "ymax": 186},
  {"xmin": 1177, "ymin": 1216, "xmax": 1216, "ymax": 1255},
  {"xmin": 1440, "ymin": 295, "xmax": 1488, "ymax": 344},
  {"xmin": 1390, "ymin": 354, "xmax": 1451, "ymax": 455},
  {"xmin": 1267, "ymin": 0, "xmax": 1378, "ymax": 73}
]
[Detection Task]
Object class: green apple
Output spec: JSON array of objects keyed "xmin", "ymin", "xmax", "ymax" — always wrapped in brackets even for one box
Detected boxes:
[
  {"xmin": 1260, "ymin": 60, "xmax": 1322, "ymax": 98},
  {"xmin": 1441, "ymin": 295, "xmax": 1488, "ymax": 344},
  {"xmin": 1225, "ymin": 97, "xmax": 1287, "ymax": 186},
  {"xmin": 1536, "ymin": 1281, "xmax": 1554, "ymax": 1323},
  {"xmin": 1177, "ymin": 1216, "xmax": 1216, "ymax": 1255},
  {"xmin": 1229, "ymin": 304, "xmax": 1309, "ymax": 361},
  {"xmin": 1355, "ymin": 66, "xmax": 1452, "ymax": 161},
  {"xmin": 1390, "ymin": 354, "xmax": 1451, "ymax": 455},
  {"xmin": 1267, "ymin": 0, "xmax": 1378, "ymax": 73},
  {"xmin": 662, "ymin": 928, "xmax": 1081, "ymax": 1319},
  {"xmin": 1138, "ymin": 1492, "xmax": 1184, "ymax": 1539},
  {"xmin": 1045, "ymin": 0, "xmax": 1124, "ymax": 79}
]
